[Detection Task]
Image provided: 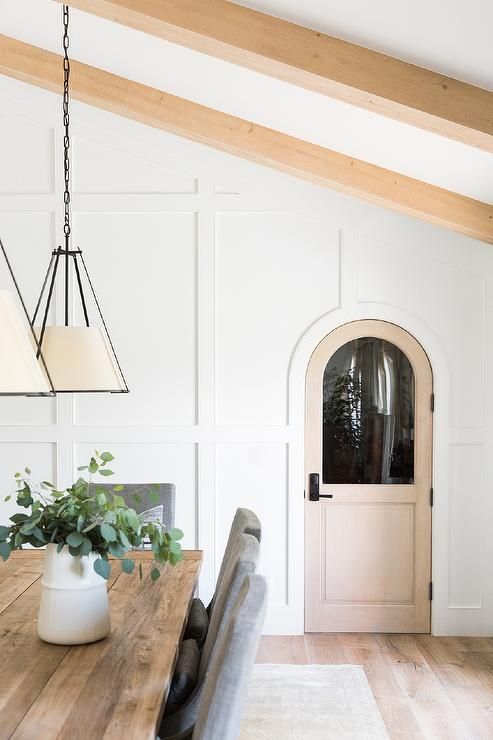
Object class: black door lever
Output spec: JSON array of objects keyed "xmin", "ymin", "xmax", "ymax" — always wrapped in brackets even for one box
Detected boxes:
[{"xmin": 309, "ymin": 473, "xmax": 333, "ymax": 501}]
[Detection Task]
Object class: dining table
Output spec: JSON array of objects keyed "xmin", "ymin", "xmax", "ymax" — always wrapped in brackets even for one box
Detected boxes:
[{"xmin": 0, "ymin": 549, "xmax": 202, "ymax": 740}]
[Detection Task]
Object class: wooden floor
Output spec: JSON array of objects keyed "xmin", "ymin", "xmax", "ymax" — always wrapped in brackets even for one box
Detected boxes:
[{"xmin": 257, "ymin": 634, "xmax": 493, "ymax": 739}]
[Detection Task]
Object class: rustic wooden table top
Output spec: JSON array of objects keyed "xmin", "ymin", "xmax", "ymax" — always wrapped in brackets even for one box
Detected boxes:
[{"xmin": 0, "ymin": 549, "xmax": 202, "ymax": 740}]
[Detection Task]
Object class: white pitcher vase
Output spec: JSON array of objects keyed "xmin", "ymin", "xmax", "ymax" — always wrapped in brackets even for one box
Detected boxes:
[{"xmin": 38, "ymin": 543, "xmax": 111, "ymax": 645}]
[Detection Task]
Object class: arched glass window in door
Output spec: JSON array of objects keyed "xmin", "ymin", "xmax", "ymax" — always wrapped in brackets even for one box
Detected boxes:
[{"xmin": 323, "ymin": 337, "xmax": 415, "ymax": 484}]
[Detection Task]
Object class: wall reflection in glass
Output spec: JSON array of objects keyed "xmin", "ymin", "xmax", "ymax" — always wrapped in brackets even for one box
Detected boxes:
[{"xmin": 322, "ymin": 337, "xmax": 415, "ymax": 484}]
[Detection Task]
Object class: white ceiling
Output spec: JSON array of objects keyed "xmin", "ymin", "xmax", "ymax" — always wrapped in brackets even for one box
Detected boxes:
[{"xmin": 1, "ymin": 0, "xmax": 492, "ymax": 204}]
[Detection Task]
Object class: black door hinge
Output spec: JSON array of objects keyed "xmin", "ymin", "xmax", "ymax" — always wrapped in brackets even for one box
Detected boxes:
[
  {"xmin": 429, "ymin": 582, "xmax": 433, "ymax": 600},
  {"xmin": 430, "ymin": 488, "xmax": 434, "ymax": 507},
  {"xmin": 431, "ymin": 393, "xmax": 435, "ymax": 412}
]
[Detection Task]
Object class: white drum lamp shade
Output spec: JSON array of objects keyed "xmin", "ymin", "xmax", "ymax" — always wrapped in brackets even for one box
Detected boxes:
[
  {"xmin": 0, "ymin": 290, "xmax": 51, "ymax": 395},
  {"xmin": 35, "ymin": 326, "xmax": 126, "ymax": 392}
]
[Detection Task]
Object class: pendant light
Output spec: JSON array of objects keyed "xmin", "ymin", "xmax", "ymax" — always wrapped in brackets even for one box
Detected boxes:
[
  {"xmin": 0, "ymin": 237, "xmax": 54, "ymax": 396},
  {"xmin": 32, "ymin": 5, "xmax": 128, "ymax": 394}
]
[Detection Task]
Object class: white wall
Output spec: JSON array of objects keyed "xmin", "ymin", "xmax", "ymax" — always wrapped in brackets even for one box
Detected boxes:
[{"xmin": 0, "ymin": 76, "xmax": 492, "ymax": 635}]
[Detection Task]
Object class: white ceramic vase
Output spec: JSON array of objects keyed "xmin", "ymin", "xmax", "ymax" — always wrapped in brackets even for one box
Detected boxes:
[{"xmin": 38, "ymin": 543, "xmax": 111, "ymax": 645}]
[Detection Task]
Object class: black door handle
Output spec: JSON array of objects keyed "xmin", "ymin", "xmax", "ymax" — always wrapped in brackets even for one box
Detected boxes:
[{"xmin": 309, "ymin": 473, "xmax": 333, "ymax": 501}]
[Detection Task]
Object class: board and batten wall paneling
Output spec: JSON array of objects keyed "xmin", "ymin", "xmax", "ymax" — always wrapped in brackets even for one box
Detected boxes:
[
  {"xmin": 0, "ymin": 75, "xmax": 492, "ymax": 634},
  {"xmin": 0, "ymin": 110, "xmax": 54, "ymax": 194},
  {"xmin": 357, "ymin": 236, "xmax": 487, "ymax": 429},
  {"xmin": 74, "ymin": 443, "xmax": 197, "ymax": 550},
  {"xmin": 448, "ymin": 444, "xmax": 484, "ymax": 609},
  {"xmin": 72, "ymin": 211, "xmax": 197, "ymax": 427},
  {"xmin": 73, "ymin": 136, "xmax": 198, "ymax": 195},
  {"xmin": 215, "ymin": 442, "xmax": 288, "ymax": 612},
  {"xmin": 215, "ymin": 212, "xmax": 340, "ymax": 425},
  {"xmin": 0, "ymin": 443, "xmax": 56, "ymax": 522}
]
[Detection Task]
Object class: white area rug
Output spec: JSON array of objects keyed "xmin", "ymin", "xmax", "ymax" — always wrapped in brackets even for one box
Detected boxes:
[{"xmin": 240, "ymin": 664, "xmax": 389, "ymax": 740}]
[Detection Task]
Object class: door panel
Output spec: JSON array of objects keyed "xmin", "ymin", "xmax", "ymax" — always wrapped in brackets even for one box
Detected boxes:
[{"xmin": 305, "ymin": 320, "xmax": 432, "ymax": 633}]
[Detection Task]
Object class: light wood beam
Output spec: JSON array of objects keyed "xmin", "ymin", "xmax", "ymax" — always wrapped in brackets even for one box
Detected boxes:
[
  {"xmin": 0, "ymin": 35, "xmax": 492, "ymax": 244},
  {"xmin": 57, "ymin": 0, "xmax": 493, "ymax": 153}
]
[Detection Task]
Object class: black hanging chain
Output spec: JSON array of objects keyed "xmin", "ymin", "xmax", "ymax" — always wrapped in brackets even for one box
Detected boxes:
[{"xmin": 62, "ymin": 5, "xmax": 71, "ymax": 243}]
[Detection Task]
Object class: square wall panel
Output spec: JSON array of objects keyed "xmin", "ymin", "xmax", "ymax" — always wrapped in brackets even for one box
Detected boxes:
[
  {"xmin": 73, "ymin": 137, "xmax": 197, "ymax": 194},
  {"xmin": 73, "ymin": 213, "xmax": 196, "ymax": 426},
  {"xmin": 0, "ymin": 212, "xmax": 56, "ymax": 425},
  {"xmin": 0, "ymin": 111, "xmax": 53, "ymax": 193},
  {"xmin": 74, "ymin": 443, "xmax": 196, "ymax": 549},
  {"xmin": 0, "ymin": 443, "xmax": 56, "ymax": 524},
  {"xmin": 215, "ymin": 442, "xmax": 288, "ymax": 606},
  {"xmin": 358, "ymin": 237, "xmax": 486, "ymax": 428},
  {"xmin": 215, "ymin": 213, "xmax": 339, "ymax": 425}
]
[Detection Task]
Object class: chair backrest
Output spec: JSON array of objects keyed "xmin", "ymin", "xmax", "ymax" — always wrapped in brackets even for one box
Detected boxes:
[
  {"xmin": 158, "ymin": 533, "xmax": 260, "ymax": 740},
  {"xmin": 193, "ymin": 575, "xmax": 268, "ymax": 740},
  {"xmin": 96, "ymin": 483, "xmax": 175, "ymax": 530},
  {"xmin": 211, "ymin": 508, "xmax": 261, "ymax": 613},
  {"xmin": 199, "ymin": 533, "xmax": 259, "ymax": 681}
]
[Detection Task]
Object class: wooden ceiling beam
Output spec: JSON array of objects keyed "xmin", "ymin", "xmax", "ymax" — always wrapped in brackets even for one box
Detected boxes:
[
  {"xmin": 57, "ymin": 0, "xmax": 493, "ymax": 153},
  {"xmin": 0, "ymin": 35, "xmax": 492, "ymax": 244}
]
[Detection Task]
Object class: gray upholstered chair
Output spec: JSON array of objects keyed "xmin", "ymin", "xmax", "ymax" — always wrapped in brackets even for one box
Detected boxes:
[
  {"xmin": 160, "ymin": 533, "xmax": 260, "ymax": 740},
  {"xmin": 184, "ymin": 508, "xmax": 261, "ymax": 648},
  {"xmin": 97, "ymin": 483, "xmax": 175, "ymax": 529},
  {"xmin": 192, "ymin": 574, "xmax": 268, "ymax": 740}
]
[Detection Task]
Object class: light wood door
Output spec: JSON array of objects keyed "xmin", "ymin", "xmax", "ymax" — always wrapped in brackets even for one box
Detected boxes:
[{"xmin": 305, "ymin": 320, "xmax": 432, "ymax": 633}]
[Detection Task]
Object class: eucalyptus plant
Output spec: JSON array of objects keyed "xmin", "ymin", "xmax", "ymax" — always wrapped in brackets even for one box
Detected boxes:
[{"xmin": 0, "ymin": 451, "xmax": 183, "ymax": 582}]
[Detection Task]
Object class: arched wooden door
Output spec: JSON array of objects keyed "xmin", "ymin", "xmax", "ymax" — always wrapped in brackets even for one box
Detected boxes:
[{"xmin": 305, "ymin": 320, "xmax": 433, "ymax": 632}]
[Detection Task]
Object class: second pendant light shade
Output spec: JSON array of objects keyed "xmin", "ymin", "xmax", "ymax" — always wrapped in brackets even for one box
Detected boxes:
[{"xmin": 0, "ymin": 290, "xmax": 51, "ymax": 396}]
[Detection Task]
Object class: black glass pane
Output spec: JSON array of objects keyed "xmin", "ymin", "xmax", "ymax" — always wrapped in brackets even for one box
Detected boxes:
[{"xmin": 323, "ymin": 337, "xmax": 414, "ymax": 484}]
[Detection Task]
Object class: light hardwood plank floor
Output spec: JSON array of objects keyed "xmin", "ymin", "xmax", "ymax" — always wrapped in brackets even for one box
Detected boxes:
[{"xmin": 257, "ymin": 634, "xmax": 493, "ymax": 739}]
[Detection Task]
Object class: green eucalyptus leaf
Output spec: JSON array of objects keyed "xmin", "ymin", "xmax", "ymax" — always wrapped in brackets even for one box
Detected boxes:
[
  {"xmin": 0, "ymin": 541, "xmax": 12, "ymax": 561},
  {"xmin": 77, "ymin": 466, "xmax": 89, "ymax": 472},
  {"xmin": 114, "ymin": 495, "xmax": 125, "ymax": 507},
  {"xmin": 100, "ymin": 523, "xmax": 117, "ymax": 542},
  {"xmin": 94, "ymin": 557, "xmax": 111, "ymax": 580},
  {"xmin": 24, "ymin": 467, "xmax": 31, "ymax": 475},
  {"xmin": 19, "ymin": 522, "xmax": 37, "ymax": 535},
  {"xmin": 105, "ymin": 511, "xmax": 116, "ymax": 524},
  {"xmin": 66, "ymin": 531, "xmax": 84, "ymax": 548},
  {"xmin": 139, "ymin": 563, "xmax": 143, "ymax": 581},
  {"xmin": 118, "ymin": 531, "xmax": 131, "ymax": 550},
  {"xmin": 100, "ymin": 452, "xmax": 114, "ymax": 462},
  {"xmin": 169, "ymin": 540, "xmax": 181, "ymax": 555},
  {"xmin": 4, "ymin": 495, "xmax": 11, "ymax": 502},
  {"xmin": 0, "ymin": 525, "xmax": 10, "ymax": 540},
  {"xmin": 57, "ymin": 542, "xmax": 65, "ymax": 553},
  {"xmin": 99, "ymin": 469, "xmax": 114, "ymax": 477},
  {"xmin": 80, "ymin": 538, "xmax": 93, "ymax": 556},
  {"xmin": 97, "ymin": 493, "xmax": 107, "ymax": 506},
  {"xmin": 121, "ymin": 558, "xmax": 135, "ymax": 574},
  {"xmin": 76, "ymin": 514, "xmax": 85, "ymax": 532},
  {"xmin": 167, "ymin": 528, "xmax": 184, "ymax": 541},
  {"xmin": 89, "ymin": 458, "xmax": 99, "ymax": 474},
  {"xmin": 113, "ymin": 484, "xmax": 124, "ymax": 492},
  {"xmin": 10, "ymin": 514, "xmax": 29, "ymax": 524},
  {"xmin": 169, "ymin": 551, "xmax": 181, "ymax": 566},
  {"xmin": 32, "ymin": 527, "xmax": 47, "ymax": 543},
  {"xmin": 150, "ymin": 567, "xmax": 160, "ymax": 582},
  {"xmin": 68, "ymin": 545, "xmax": 83, "ymax": 557},
  {"xmin": 108, "ymin": 541, "xmax": 125, "ymax": 558}
]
